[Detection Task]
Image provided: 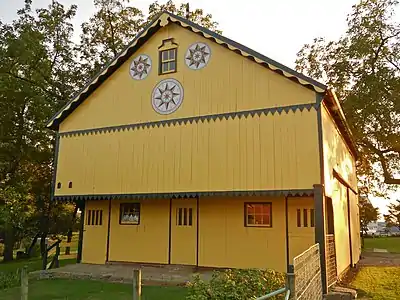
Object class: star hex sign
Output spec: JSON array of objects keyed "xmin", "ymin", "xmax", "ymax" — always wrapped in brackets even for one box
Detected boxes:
[
  {"xmin": 185, "ymin": 42, "xmax": 211, "ymax": 70},
  {"xmin": 129, "ymin": 54, "xmax": 152, "ymax": 80},
  {"xmin": 151, "ymin": 79, "xmax": 184, "ymax": 115}
]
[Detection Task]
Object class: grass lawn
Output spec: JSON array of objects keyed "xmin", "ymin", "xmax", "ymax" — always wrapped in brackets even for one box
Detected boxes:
[
  {"xmin": 0, "ymin": 279, "xmax": 188, "ymax": 300},
  {"xmin": 363, "ymin": 237, "xmax": 400, "ymax": 253},
  {"xmin": 0, "ymin": 256, "xmax": 76, "ymax": 274},
  {"xmin": 350, "ymin": 267, "xmax": 400, "ymax": 300}
]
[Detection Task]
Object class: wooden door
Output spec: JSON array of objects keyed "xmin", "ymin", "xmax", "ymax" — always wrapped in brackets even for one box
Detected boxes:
[
  {"xmin": 82, "ymin": 200, "xmax": 109, "ymax": 264},
  {"xmin": 170, "ymin": 198, "xmax": 197, "ymax": 265}
]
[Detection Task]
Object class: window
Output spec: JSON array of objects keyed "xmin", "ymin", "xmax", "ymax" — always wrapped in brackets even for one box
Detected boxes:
[
  {"xmin": 303, "ymin": 209, "xmax": 308, "ymax": 227},
  {"xmin": 245, "ymin": 203, "xmax": 272, "ymax": 227},
  {"xmin": 86, "ymin": 210, "xmax": 103, "ymax": 226},
  {"xmin": 176, "ymin": 208, "xmax": 193, "ymax": 226},
  {"xmin": 159, "ymin": 48, "xmax": 177, "ymax": 74},
  {"xmin": 120, "ymin": 203, "xmax": 140, "ymax": 225}
]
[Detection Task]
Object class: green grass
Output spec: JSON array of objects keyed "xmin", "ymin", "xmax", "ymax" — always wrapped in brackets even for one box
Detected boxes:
[
  {"xmin": 363, "ymin": 237, "xmax": 400, "ymax": 253},
  {"xmin": 0, "ymin": 279, "xmax": 188, "ymax": 300},
  {"xmin": 350, "ymin": 267, "xmax": 400, "ymax": 300},
  {"xmin": 0, "ymin": 257, "xmax": 76, "ymax": 274}
]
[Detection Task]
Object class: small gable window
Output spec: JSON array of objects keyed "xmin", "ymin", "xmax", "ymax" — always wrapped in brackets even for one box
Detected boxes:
[
  {"xmin": 158, "ymin": 38, "xmax": 178, "ymax": 75},
  {"xmin": 160, "ymin": 48, "xmax": 177, "ymax": 74}
]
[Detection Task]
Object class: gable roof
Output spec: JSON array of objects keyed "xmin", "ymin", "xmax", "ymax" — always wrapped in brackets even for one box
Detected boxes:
[
  {"xmin": 46, "ymin": 11, "xmax": 327, "ymax": 130},
  {"xmin": 46, "ymin": 11, "xmax": 356, "ymax": 157}
]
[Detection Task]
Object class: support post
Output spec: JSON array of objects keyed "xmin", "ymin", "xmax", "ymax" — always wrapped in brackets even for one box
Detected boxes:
[
  {"xmin": 314, "ymin": 184, "xmax": 327, "ymax": 294},
  {"xmin": 287, "ymin": 264, "xmax": 295, "ymax": 298},
  {"xmin": 42, "ymin": 238, "xmax": 48, "ymax": 270},
  {"xmin": 21, "ymin": 265, "xmax": 28, "ymax": 300},
  {"xmin": 133, "ymin": 269, "xmax": 142, "ymax": 300},
  {"xmin": 77, "ymin": 200, "xmax": 85, "ymax": 263},
  {"xmin": 55, "ymin": 243, "xmax": 60, "ymax": 268}
]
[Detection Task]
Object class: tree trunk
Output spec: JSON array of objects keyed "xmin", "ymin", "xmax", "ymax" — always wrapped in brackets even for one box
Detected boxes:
[
  {"xmin": 27, "ymin": 233, "xmax": 40, "ymax": 257},
  {"xmin": 65, "ymin": 204, "xmax": 78, "ymax": 255},
  {"xmin": 3, "ymin": 229, "xmax": 15, "ymax": 262}
]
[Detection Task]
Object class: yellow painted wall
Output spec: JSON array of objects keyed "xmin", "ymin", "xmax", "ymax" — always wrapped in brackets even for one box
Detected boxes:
[
  {"xmin": 198, "ymin": 196, "xmax": 286, "ymax": 272},
  {"xmin": 59, "ymin": 23, "xmax": 317, "ymax": 133},
  {"xmin": 322, "ymin": 105, "xmax": 357, "ymax": 197},
  {"xmin": 321, "ymin": 104, "xmax": 359, "ymax": 275},
  {"xmin": 55, "ymin": 110, "xmax": 320, "ymax": 196},
  {"xmin": 82, "ymin": 200, "xmax": 109, "ymax": 264},
  {"xmin": 108, "ymin": 199, "xmax": 169, "ymax": 264},
  {"xmin": 331, "ymin": 180, "xmax": 351, "ymax": 275},
  {"xmin": 287, "ymin": 197, "xmax": 315, "ymax": 261},
  {"xmin": 349, "ymin": 190, "xmax": 361, "ymax": 265}
]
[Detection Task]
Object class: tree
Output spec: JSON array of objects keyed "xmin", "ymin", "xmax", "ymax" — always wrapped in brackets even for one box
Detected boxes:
[
  {"xmin": 0, "ymin": 0, "xmax": 80, "ymax": 261},
  {"xmin": 359, "ymin": 197, "xmax": 379, "ymax": 235},
  {"xmin": 147, "ymin": 1, "xmax": 221, "ymax": 33},
  {"xmin": 295, "ymin": 0, "xmax": 400, "ymax": 193},
  {"xmin": 79, "ymin": 0, "xmax": 144, "ymax": 76},
  {"xmin": 384, "ymin": 199, "xmax": 400, "ymax": 229}
]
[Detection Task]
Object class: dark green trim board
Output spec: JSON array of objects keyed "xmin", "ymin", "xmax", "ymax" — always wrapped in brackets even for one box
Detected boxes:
[
  {"xmin": 47, "ymin": 10, "xmax": 327, "ymax": 130},
  {"xmin": 316, "ymin": 93, "xmax": 325, "ymax": 185},
  {"xmin": 333, "ymin": 169, "xmax": 357, "ymax": 195},
  {"xmin": 50, "ymin": 133, "xmax": 60, "ymax": 201},
  {"xmin": 314, "ymin": 184, "xmax": 327, "ymax": 294},
  {"xmin": 53, "ymin": 189, "xmax": 314, "ymax": 201},
  {"xmin": 168, "ymin": 198, "xmax": 172, "ymax": 264},
  {"xmin": 196, "ymin": 196, "xmax": 199, "ymax": 267},
  {"xmin": 59, "ymin": 103, "xmax": 319, "ymax": 138},
  {"xmin": 76, "ymin": 200, "xmax": 85, "ymax": 263},
  {"xmin": 285, "ymin": 196, "xmax": 290, "ymax": 272},
  {"xmin": 105, "ymin": 198, "xmax": 112, "ymax": 262}
]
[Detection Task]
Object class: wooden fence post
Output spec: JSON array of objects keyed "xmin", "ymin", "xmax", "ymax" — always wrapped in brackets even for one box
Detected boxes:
[
  {"xmin": 287, "ymin": 264, "xmax": 295, "ymax": 299},
  {"xmin": 21, "ymin": 265, "xmax": 28, "ymax": 300},
  {"xmin": 132, "ymin": 269, "xmax": 142, "ymax": 300}
]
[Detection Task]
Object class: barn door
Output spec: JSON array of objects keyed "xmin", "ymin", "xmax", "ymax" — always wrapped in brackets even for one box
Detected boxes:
[
  {"xmin": 82, "ymin": 200, "xmax": 109, "ymax": 264},
  {"xmin": 170, "ymin": 198, "xmax": 197, "ymax": 265}
]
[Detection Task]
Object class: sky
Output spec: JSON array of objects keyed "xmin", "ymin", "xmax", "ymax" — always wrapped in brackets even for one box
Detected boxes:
[{"xmin": 0, "ymin": 0, "xmax": 399, "ymax": 216}]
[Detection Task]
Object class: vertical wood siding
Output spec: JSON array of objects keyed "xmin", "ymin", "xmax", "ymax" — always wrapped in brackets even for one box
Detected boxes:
[{"xmin": 55, "ymin": 109, "xmax": 320, "ymax": 196}]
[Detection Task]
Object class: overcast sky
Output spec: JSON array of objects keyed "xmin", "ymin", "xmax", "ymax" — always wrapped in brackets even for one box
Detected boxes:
[{"xmin": 1, "ymin": 0, "xmax": 398, "ymax": 216}]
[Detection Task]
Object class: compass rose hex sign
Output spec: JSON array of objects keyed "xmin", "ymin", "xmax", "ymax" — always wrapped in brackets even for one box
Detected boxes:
[
  {"xmin": 185, "ymin": 42, "xmax": 211, "ymax": 70},
  {"xmin": 151, "ymin": 79, "xmax": 184, "ymax": 115},
  {"xmin": 129, "ymin": 54, "xmax": 152, "ymax": 80}
]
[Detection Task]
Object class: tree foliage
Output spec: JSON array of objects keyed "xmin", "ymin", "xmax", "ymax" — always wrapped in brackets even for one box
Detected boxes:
[
  {"xmin": 384, "ymin": 199, "xmax": 400, "ymax": 229},
  {"xmin": 79, "ymin": 0, "xmax": 144, "ymax": 76},
  {"xmin": 147, "ymin": 0, "xmax": 220, "ymax": 33},
  {"xmin": 296, "ymin": 0, "xmax": 400, "ymax": 193},
  {"xmin": 359, "ymin": 197, "xmax": 379, "ymax": 234},
  {"xmin": 0, "ymin": 0, "xmax": 80, "ymax": 261}
]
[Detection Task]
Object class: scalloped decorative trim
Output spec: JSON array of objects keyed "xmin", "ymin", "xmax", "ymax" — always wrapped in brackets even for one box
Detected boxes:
[{"xmin": 53, "ymin": 189, "xmax": 314, "ymax": 201}]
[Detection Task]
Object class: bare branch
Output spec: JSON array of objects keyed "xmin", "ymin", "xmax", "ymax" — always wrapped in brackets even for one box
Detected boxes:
[{"xmin": 360, "ymin": 141, "xmax": 400, "ymax": 185}]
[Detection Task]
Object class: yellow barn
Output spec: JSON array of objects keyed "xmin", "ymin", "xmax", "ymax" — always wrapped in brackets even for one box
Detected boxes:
[{"xmin": 47, "ymin": 12, "xmax": 361, "ymax": 292}]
